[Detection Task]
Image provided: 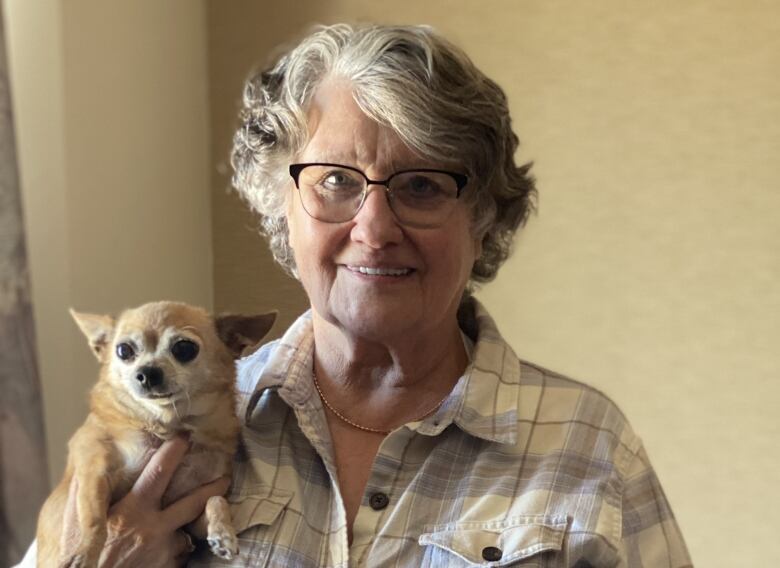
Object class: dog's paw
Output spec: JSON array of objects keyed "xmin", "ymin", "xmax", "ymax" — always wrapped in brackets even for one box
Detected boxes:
[{"xmin": 208, "ymin": 524, "xmax": 239, "ymax": 560}]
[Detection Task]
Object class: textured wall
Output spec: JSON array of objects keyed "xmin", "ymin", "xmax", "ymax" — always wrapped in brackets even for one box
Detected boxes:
[{"xmin": 208, "ymin": 1, "xmax": 780, "ymax": 566}]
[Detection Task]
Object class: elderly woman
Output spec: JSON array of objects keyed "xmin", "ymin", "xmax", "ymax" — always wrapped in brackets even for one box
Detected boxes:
[{"xmin": 20, "ymin": 23, "xmax": 691, "ymax": 568}]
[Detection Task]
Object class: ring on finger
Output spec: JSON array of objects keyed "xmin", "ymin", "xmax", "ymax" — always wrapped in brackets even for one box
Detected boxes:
[{"xmin": 178, "ymin": 530, "xmax": 196, "ymax": 554}]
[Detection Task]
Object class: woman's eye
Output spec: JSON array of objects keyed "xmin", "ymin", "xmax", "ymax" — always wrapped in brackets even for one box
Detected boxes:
[
  {"xmin": 320, "ymin": 171, "xmax": 361, "ymax": 191},
  {"xmin": 116, "ymin": 343, "xmax": 135, "ymax": 361},
  {"xmin": 171, "ymin": 339, "xmax": 199, "ymax": 363},
  {"xmin": 406, "ymin": 176, "xmax": 439, "ymax": 196},
  {"xmin": 326, "ymin": 173, "xmax": 348, "ymax": 185}
]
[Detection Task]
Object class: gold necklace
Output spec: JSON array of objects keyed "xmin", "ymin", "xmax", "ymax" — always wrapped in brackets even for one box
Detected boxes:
[{"xmin": 311, "ymin": 371, "xmax": 449, "ymax": 435}]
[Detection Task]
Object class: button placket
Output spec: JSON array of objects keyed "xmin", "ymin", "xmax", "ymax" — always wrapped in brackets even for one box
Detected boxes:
[{"xmin": 351, "ymin": 428, "xmax": 415, "ymax": 565}]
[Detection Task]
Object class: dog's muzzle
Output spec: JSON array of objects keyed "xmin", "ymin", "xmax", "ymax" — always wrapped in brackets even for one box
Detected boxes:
[{"xmin": 135, "ymin": 365, "xmax": 164, "ymax": 390}]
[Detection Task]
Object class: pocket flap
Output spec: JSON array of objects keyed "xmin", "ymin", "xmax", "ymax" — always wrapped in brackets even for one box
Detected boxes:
[
  {"xmin": 419, "ymin": 515, "xmax": 569, "ymax": 565},
  {"xmin": 227, "ymin": 486, "xmax": 294, "ymax": 533}
]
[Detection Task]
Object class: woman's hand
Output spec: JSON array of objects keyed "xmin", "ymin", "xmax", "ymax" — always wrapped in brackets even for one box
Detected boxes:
[{"xmin": 60, "ymin": 436, "xmax": 231, "ymax": 567}]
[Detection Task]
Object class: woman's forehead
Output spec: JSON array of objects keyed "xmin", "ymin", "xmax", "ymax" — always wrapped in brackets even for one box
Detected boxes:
[{"xmin": 301, "ymin": 82, "xmax": 441, "ymax": 172}]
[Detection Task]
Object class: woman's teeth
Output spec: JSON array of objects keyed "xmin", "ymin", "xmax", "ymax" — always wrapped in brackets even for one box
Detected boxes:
[{"xmin": 349, "ymin": 266, "xmax": 412, "ymax": 276}]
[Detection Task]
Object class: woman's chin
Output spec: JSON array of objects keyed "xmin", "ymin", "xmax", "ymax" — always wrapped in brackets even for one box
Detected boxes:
[{"xmin": 331, "ymin": 302, "xmax": 420, "ymax": 342}]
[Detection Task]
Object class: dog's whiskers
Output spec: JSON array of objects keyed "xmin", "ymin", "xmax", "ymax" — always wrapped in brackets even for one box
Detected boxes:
[
  {"xmin": 171, "ymin": 396, "xmax": 183, "ymax": 422},
  {"xmin": 187, "ymin": 386, "xmax": 193, "ymax": 413},
  {"xmin": 162, "ymin": 371, "xmax": 193, "ymax": 421}
]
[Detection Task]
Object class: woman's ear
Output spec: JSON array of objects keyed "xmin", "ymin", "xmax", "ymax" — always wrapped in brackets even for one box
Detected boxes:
[{"xmin": 473, "ymin": 234, "xmax": 483, "ymax": 261}]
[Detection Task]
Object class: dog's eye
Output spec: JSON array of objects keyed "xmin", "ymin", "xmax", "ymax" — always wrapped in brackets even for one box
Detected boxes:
[
  {"xmin": 116, "ymin": 343, "xmax": 135, "ymax": 361},
  {"xmin": 171, "ymin": 339, "xmax": 199, "ymax": 363}
]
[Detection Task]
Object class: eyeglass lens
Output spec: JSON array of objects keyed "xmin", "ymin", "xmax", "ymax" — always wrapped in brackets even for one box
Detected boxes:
[{"xmin": 295, "ymin": 164, "xmax": 460, "ymax": 227}]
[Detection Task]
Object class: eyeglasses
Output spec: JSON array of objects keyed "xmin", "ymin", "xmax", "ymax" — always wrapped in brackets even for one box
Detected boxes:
[{"xmin": 289, "ymin": 163, "xmax": 468, "ymax": 228}]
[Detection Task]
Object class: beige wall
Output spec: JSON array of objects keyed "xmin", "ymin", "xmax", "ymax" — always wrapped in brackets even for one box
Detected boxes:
[
  {"xmin": 208, "ymin": 1, "xmax": 779, "ymax": 566},
  {"xmin": 4, "ymin": 0, "xmax": 213, "ymax": 484}
]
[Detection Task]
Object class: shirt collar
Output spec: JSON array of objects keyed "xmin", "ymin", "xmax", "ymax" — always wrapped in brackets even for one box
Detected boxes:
[
  {"xmin": 240, "ymin": 310, "xmax": 315, "ymax": 422},
  {"xmin": 410, "ymin": 298, "xmax": 521, "ymax": 445},
  {"xmin": 243, "ymin": 298, "xmax": 520, "ymax": 445}
]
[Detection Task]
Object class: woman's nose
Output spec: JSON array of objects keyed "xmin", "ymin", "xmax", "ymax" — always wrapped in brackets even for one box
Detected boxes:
[{"xmin": 350, "ymin": 185, "xmax": 403, "ymax": 248}]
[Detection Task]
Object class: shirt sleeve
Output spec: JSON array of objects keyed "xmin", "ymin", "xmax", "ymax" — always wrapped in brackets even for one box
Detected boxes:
[
  {"xmin": 617, "ymin": 442, "xmax": 693, "ymax": 567},
  {"xmin": 12, "ymin": 539, "xmax": 37, "ymax": 568}
]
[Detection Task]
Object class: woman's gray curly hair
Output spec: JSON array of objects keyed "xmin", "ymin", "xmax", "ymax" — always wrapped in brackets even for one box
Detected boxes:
[{"xmin": 231, "ymin": 23, "xmax": 536, "ymax": 283}]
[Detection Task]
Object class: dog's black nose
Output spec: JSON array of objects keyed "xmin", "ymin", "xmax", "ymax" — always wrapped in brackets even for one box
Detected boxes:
[{"xmin": 135, "ymin": 366, "xmax": 164, "ymax": 389}]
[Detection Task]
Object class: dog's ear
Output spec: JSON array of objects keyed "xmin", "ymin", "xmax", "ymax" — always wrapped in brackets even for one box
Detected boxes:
[
  {"xmin": 70, "ymin": 309, "xmax": 115, "ymax": 360},
  {"xmin": 215, "ymin": 312, "xmax": 277, "ymax": 358}
]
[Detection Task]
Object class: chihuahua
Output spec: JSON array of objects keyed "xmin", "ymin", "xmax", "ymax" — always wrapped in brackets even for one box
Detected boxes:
[{"xmin": 36, "ymin": 301, "xmax": 276, "ymax": 567}]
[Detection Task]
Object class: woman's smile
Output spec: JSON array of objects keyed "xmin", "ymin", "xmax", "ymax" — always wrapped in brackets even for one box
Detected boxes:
[{"xmin": 344, "ymin": 265, "xmax": 414, "ymax": 277}]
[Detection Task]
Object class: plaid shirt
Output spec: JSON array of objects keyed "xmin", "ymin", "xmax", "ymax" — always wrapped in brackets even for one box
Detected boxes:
[{"xmin": 189, "ymin": 299, "xmax": 691, "ymax": 568}]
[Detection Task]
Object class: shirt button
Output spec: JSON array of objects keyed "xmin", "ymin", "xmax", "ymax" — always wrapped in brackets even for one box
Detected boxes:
[
  {"xmin": 482, "ymin": 546, "xmax": 503, "ymax": 561},
  {"xmin": 368, "ymin": 492, "xmax": 389, "ymax": 510}
]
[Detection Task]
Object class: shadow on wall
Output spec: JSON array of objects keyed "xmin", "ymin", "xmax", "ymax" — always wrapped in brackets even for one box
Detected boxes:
[
  {"xmin": 0, "ymin": 6, "xmax": 50, "ymax": 566},
  {"xmin": 208, "ymin": 1, "xmax": 337, "ymax": 330}
]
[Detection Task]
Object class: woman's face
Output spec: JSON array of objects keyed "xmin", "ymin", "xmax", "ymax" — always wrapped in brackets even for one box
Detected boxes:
[{"xmin": 287, "ymin": 80, "xmax": 481, "ymax": 343}]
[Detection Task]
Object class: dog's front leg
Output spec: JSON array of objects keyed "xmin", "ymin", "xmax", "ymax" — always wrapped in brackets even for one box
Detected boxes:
[
  {"xmin": 189, "ymin": 495, "xmax": 239, "ymax": 560},
  {"xmin": 60, "ymin": 464, "xmax": 111, "ymax": 568}
]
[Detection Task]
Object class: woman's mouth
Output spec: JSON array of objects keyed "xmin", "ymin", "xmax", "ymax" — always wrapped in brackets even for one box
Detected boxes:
[{"xmin": 346, "ymin": 265, "xmax": 414, "ymax": 277}]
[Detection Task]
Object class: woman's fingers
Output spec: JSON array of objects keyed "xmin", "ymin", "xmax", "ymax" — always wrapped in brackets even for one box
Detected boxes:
[
  {"xmin": 129, "ymin": 435, "xmax": 189, "ymax": 504},
  {"xmin": 53, "ymin": 437, "xmax": 230, "ymax": 567},
  {"xmin": 161, "ymin": 477, "xmax": 231, "ymax": 529}
]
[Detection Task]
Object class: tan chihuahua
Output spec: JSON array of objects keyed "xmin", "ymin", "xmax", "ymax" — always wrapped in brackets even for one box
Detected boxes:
[{"xmin": 36, "ymin": 301, "xmax": 276, "ymax": 567}]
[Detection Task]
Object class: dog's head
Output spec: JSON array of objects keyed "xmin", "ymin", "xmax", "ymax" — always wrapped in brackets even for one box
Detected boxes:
[{"xmin": 70, "ymin": 302, "xmax": 276, "ymax": 407}]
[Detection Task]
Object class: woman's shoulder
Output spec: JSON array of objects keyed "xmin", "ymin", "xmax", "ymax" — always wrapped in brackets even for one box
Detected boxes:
[
  {"xmin": 465, "ymin": 298, "xmax": 641, "ymax": 459},
  {"xmin": 517, "ymin": 359, "xmax": 631, "ymax": 420},
  {"xmin": 514, "ymin": 358, "xmax": 642, "ymax": 466}
]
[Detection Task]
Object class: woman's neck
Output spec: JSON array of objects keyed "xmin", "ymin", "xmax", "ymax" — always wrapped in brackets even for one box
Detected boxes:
[{"xmin": 309, "ymin": 310, "xmax": 469, "ymax": 429}]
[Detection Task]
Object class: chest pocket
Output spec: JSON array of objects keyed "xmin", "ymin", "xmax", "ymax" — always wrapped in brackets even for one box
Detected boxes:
[
  {"xmin": 189, "ymin": 485, "xmax": 294, "ymax": 567},
  {"xmin": 230, "ymin": 487, "xmax": 292, "ymax": 529},
  {"xmin": 418, "ymin": 515, "xmax": 569, "ymax": 567}
]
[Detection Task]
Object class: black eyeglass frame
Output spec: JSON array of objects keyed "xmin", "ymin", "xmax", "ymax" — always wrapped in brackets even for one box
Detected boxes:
[{"xmin": 289, "ymin": 162, "xmax": 469, "ymax": 197}]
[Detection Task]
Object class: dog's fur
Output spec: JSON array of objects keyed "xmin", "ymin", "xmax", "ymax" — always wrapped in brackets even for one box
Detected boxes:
[{"xmin": 36, "ymin": 301, "xmax": 276, "ymax": 567}]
